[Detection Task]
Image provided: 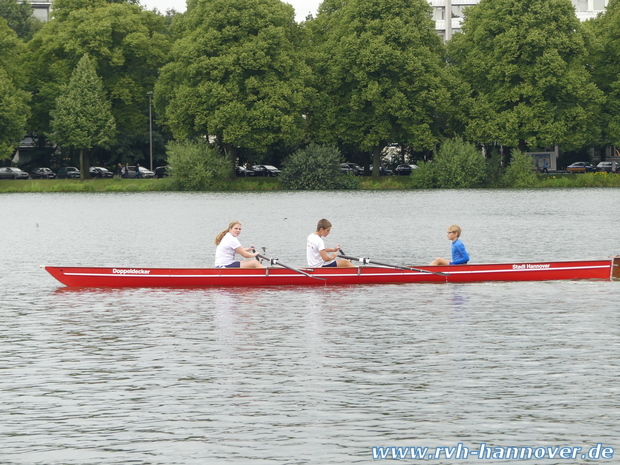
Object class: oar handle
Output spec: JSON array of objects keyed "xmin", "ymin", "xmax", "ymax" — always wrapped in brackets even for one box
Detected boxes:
[
  {"xmin": 257, "ymin": 253, "xmax": 326, "ymax": 281},
  {"xmin": 257, "ymin": 253, "xmax": 278, "ymax": 266},
  {"xmin": 338, "ymin": 254, "xmax": 371, "ymax": 264}
]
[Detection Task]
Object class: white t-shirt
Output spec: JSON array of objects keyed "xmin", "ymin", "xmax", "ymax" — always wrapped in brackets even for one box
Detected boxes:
[
  {"xmin": 307, "ymin": 233, "xmax": 334, "ymax": 267},
  {"xmin": 215, "ymin": 232, "xmax": 242, "ymax": 266}
]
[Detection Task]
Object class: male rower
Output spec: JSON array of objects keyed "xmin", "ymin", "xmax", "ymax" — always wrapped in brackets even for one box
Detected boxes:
[
  {"xmin": 429, "ymin": 224, "xmax": 469, "ymax": 266},
  {"xmin": 307, "ymin": 219, "xmax": 354, "ymax": 268}
]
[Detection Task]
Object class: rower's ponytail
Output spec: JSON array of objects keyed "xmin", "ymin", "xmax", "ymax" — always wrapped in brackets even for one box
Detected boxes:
[{"xmin": 215, "ymin": 220, "xmax": 241, "ymax": 245}]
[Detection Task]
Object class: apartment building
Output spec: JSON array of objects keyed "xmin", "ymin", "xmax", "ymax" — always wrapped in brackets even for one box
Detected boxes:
[
  {"xmin": 431, "ymin": 0, "xmax": 610, "ymax": 41},
  {"xmin": 18, "ymin": 0, "xmax": 52, "ymax": 22}
]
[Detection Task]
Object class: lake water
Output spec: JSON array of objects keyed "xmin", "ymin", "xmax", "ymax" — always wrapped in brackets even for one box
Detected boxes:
[{"xmin": 1, "ymin": 189, "xmax": 619, "ymax": 464}]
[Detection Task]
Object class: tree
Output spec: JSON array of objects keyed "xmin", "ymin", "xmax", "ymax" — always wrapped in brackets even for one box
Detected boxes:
[
  {"xmin": 0, "ymin": 18, "xmax": 30, "ymax": 160},
  {"xmin": 584, "ymin": 0, "xmax": 620, "ymax": 147},
  {"xmin": 50, "ymin": 54, "xmax": 115, "ymax": 178},
  {"xmin": 307, "ymin": 0, "xmax": 451, "ymax": 177},
  {"xmin": 155, "ymin": 0, "xmax": 309, "ymax": 175},
  {"xmin": 448, "ymin": 0, "xmax": 604, "ymax": 152},
  {"xmin": 26, "ymin": 1, "xmax": 171, "ymax": 163}
]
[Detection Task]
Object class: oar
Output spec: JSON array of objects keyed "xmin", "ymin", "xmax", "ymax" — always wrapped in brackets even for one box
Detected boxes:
[
  {"xmin": 256, "ymin": 253, "xmax": 326, "ymax": 281},
  {"xmin": 337, "ymin": 253, "xmax": 448, "ymax": 276}
]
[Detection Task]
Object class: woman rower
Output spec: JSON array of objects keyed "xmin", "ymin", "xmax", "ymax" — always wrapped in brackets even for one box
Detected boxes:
[{"xmin": 214, "ymin": 221, "xmax": 265, "ymax": 268}]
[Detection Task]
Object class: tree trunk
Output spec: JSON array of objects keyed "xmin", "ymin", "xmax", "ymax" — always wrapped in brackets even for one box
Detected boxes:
[
  {"xmin": 371, "ymin": 146, "xmax": 382, "ymax": 178},
  {"xmin": 518, "ymin": 139, "xmax": 528, "ymax": 153},
  {"xmin": 223, "ymin": 143, "xmax": 237, "ymax": 180},
  {"xmin": 80, "ymin": 149, "xmax": 85, "ymax": 180}
]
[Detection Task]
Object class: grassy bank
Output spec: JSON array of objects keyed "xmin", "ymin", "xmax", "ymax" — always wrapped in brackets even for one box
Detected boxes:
[{"xmin": 2, "ymin": 172, "xmax": 620, "ymax": 193}]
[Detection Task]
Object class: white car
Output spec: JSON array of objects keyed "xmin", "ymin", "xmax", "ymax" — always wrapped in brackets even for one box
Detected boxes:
[{"xmin": 126, "ymin": 166, "xmax": 155, "ymax": 178}]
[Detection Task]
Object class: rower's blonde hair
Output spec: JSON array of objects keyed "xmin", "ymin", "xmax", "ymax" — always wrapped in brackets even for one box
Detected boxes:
[
  {"xmin": 448, "ymin": 225, "xmax": 462, "ymax": 237},
  {"xmin": 215, "ymin": 220, "xmax": 241, "ymax": 245}
]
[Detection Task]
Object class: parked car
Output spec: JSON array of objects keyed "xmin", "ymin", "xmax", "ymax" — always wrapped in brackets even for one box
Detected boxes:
[
  {"xmin": 29, "ymin": 167, "xmax": 56, "ymax": 179},
  {"xmin": 125, "ymin": 166, "xmax": 155, "ymax": 178},
  {"xmin": 339, "ymin": 163, "xmax": 354, "ymax": 175},
  {"xmin": 89, "ymin": 166, "xmax": 113, "ymax": 178},
  {"xmin": 235, "ymin": 166, "xmax": 255, "ymax": 177},
  {"xmin": 596, "ymin": 161, "xmax": 614, "ymax": 172},
  {"xmin": 251, "ymin": 165, "xmax": 281, "ymax": 177},
  {"xmin": 154, "ymin": 166, "xmax": 169, "ymax": 178},
  {"xmin": 0, "ymin": 167, "xmax": 29, "ymax": 179},
  {"xmin": 57, "ymin": 166, "xmax": 81, "ymax": 179},
  {"xmin": 393, "ymin": 164, "xmax": 418, "ymax": 176},
  {"xmin": 343, "ymin": 162, "xmax": 364, "ymax": 175},
  {"xmin": 369, "ymin": 165, "xmax": 393, "ymax": 176},
  {"xmin": 566, "ymin": 162, "xmax": 596, "ymax": 173}
]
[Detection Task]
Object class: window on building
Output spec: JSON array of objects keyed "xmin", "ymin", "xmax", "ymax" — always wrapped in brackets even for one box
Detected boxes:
[
  {"xmin": 593, "ymin": 0, "xmax": 606, "ymax": 10},
  {"xmin": 451, "ymin": 5, "xmax": 466, "ymax": 18},
  {"xmin": 433, "ymin": 6, "xmax": 445, "ymax": 21},
  {"xmin": 576, "ymin": 0, "xmax": 588, "ymax": 11}
]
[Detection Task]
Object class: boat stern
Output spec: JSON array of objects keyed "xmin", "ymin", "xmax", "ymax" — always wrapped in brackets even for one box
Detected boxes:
[{"xmin": 613, "ymin": 256, "xmax": 620, "ymax": 280}]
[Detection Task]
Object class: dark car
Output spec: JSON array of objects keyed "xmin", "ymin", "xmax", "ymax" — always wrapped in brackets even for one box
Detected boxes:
[
  {"xmin": 339, "ymin": 163, "xmax": 354, "ymax": 175},
  {"xmin": 596, "ymin": 161, "xmax": 615, "ymax": 173},
  {"xmin": 369, "ymin": 165, "xmax": 393, "ymax": 176},
  {"xmin": 567, "ymin": 162, "xmax": 597, "ymax": 173},
  {"xmin": 89, "ymin": 166, "xmax": 113, "ymax": 178},
  {"xmin": 29, "ymin": 167, "xmax": 56, "ymax": 179},
  {"xmin": 154, "ymin": 166, "xmax": 169, "ymax": 178},
  {"xmin": 251, "ymin": 165, "xmax": 281, "ymax": 177},
  {"xmin": 343, "ymin": 162, "xmax": 364, "ymax": 175},
  {"xmin": 57, "ymin": 166, "xmax": 81, "ymax": 179},
  {"xmin": 393, "ymin": 164, "xmax": 418, "ymax": 176},
  {"xmin": 235, "ymin": 166, "xmax": 255, "ymax": 177},
  {"xmin": 0, "ymin": 167, "xmax": 29, "ymax": 179}
]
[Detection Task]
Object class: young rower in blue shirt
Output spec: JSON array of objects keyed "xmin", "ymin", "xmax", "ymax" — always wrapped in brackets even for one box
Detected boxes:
[{"xmin": 429, "ymin": 225, "xmax": 469, "ymax": 266}]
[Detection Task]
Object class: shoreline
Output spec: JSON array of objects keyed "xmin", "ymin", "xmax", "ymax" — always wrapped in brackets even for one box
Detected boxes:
[{"xmin": 1, "ymin": 172, "xmax": 620, "ymax": 193}]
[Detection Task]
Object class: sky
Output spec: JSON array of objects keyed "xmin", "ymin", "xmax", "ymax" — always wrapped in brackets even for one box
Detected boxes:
[{"xmin": 139, "ymin": 0, "xmax": 322, "ymax": 22}]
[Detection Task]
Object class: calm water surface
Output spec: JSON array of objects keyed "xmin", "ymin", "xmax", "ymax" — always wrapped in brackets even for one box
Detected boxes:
[{"xmin": 1, "ymin": 189, "xmax": 619, "ymax": 464}]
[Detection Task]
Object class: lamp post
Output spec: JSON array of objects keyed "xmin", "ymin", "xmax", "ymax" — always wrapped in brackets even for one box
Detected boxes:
[{"xmin": 147, "ymin": 91, "xmax": 153, "ymax": 171}]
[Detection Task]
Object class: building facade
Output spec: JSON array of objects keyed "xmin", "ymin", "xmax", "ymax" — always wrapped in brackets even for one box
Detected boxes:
[
  {"xmin": 431, "ymin": 0, "xmax": 610, "ymax": 41},
  {"xmin": 18, "ymin": 0, "xmax": 52, "ymax": 22}
]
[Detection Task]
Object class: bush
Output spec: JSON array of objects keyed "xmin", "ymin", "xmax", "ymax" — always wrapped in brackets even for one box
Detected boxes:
[
  {"xmin": 433, "ymin": 138, "xmax": 487, "ymax": 188},
  {"xmin": 408, "ymin": 161, "xmax": 436, "ymax": 189},
  {"xmin": 501, "ymin": 150, "xmax": 538, "ymax": 188},
  {"xmin": 280, "ymin": 143, "xmax": 360, "ymax": 190},
  {"xmin": 166, "ymin": 140, "xmax": 231, "ymax": 190}
]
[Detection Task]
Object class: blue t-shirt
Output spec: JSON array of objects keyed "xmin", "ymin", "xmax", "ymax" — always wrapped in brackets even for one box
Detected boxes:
[{"xmin": 450, "ymin": 239, "xmax": 469, "ymax": 265}]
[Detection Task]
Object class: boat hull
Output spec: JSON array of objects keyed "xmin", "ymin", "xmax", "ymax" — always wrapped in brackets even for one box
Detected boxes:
[{"xmin": 44, "ymin": 258, "xmax": 617, "ymax": 288}]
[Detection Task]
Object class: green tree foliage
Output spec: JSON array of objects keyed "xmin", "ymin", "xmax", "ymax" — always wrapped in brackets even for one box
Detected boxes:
[
  {"xmin": 0, "ymin": 0, "xmax": 42, "ymax": 41},
  {"xmin": 0, "ymin": 18, "xmax": 30, "ymax": 159},
  {"xmin": 51, "ymin": 54, "xmax": 115, "ymax": 178},
  {"xmin": 308, "ymin": 0, "xmax": 451, "ymax": 176},
  {"xmin": 166, "ymin": 140, "xmax": 231, "ymax": 190},
  {"xmin": 27, "ymin": 1, "xmax": 170, "ymax": 148},
  {"xmin": 280, "ymin": 143, "xmax": 359, "ymax": 190},
  {"xmin": 432, "ymin": 138, "xmax": 486, "ymax": 188},
  {"xmin": 584, "ymin": 0, "xmax": 620, "ymax": 146},
  {"xmin": 156, "ymin": 0, "xmax": 309, "ymax": 169},
  {"xmin": 448, "ymin": 0, "xmax": 604, "ymax": 152},
  {"xmin": 501, "ymin": 150, "xmax": 538, "ymax": 187}
]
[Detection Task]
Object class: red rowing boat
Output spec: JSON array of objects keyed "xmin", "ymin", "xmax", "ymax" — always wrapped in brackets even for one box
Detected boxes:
[{"xmin": 44, "ymin": 257, "xmax": 619, "ymax": 287}]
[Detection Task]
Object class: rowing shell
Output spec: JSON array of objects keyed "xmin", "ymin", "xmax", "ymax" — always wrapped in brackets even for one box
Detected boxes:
[{"xmin": 44, "ymin": 258, "xmax": 619, "ymax": 288}]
